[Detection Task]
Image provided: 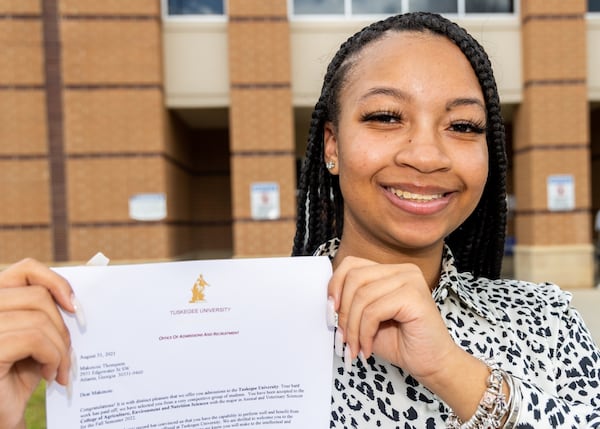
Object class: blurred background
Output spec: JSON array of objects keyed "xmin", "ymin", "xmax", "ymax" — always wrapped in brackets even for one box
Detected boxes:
[{"xmin": 1, "ymin": 0, "xmax": 600, "ymax": 291}]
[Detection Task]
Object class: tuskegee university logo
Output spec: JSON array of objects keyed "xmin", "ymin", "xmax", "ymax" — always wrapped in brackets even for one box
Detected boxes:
[{"xmin": 189, "ymin": 274, "xmax": 210, "ymax": 303}]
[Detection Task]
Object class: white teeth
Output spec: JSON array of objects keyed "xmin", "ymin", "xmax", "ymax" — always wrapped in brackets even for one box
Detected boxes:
[{"xmin": 390, "ymin": 187, "xmax": 443, "ymax": 202}]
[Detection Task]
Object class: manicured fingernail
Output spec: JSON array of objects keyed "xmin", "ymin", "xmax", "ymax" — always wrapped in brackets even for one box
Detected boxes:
[
  {"xmin": 70, "ymin": 348, "xmax": 78, "ymax": 381},
  {"xmin": 344, "ymin": 345, "xmax": 353, "ymax": 372},
  {"xmin": 66, "ymin": 373, "xmax": 73, "ymax": 401},
  {"xmin": 334, "ymin": 329, "xmax": 344, "ymax": 357},
  {"xmin": 71, "ymin": 294, "xmax": 87, "ymax": 330},
  {"xmin": 46, "ymin": 370, "xmax": 57, "ymax": 385},
  {"xmin": 359, "ymin": 350, "xmax": 368, "ymax": 367},
  {"xmin": 326, "ymin": 297, "xmax": 338, "ymax": 329}
]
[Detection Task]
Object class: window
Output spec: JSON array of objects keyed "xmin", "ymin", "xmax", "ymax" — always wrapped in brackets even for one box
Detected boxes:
[
  {"xmin": 590, "ymin": 0, "xmax": 600, "ymax": 12},
  {"xmin": 465, "ymin": 0, "xmax": 513, "ymax": 13},
  {"xmin": 409, "ymin": 0, "xmax": 457, "ymax": 13},
  {"xmin": 291, "ymin": 0, "xmax": 515, "ymax": 16},
  {"xmin": 352, "ymin": 0, "xmax": 403, "ymax": 15},
  {"xmin": 294, "ymin": 0, "xmax": 344, "ymax": 14},
  {"xmin": 167, "ymin": 0, "xmax": 225, "ymax": 15}
]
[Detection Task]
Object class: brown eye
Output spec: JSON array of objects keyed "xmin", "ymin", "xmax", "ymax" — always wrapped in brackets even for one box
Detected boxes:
[
  {"xmin": 450, "ymin": 121, "xmax": 486, "ymax": 134},
  {"xmin": 361, "ymin": 111, "xmax": 403, "ymax": 124}
]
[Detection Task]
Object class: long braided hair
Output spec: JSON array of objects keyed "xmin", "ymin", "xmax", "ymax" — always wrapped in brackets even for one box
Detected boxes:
[{"xmin": 292, "ymin": 12, "xmax": 507, "ymax": 279}]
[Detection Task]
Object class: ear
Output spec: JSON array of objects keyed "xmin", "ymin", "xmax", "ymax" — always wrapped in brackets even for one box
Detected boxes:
[{"xmin": 323, "ymin": 121, "xmax": 339, "ymax": 175}]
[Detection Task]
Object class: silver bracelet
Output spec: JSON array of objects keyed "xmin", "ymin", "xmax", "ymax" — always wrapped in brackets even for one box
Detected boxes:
[
  {"xmin": 500, "ymin": 374, "xmax": 521, "ymax": 429},
  {"xmin": 446, "ymin": 359, "xmax": 510, "ymax": 429}
]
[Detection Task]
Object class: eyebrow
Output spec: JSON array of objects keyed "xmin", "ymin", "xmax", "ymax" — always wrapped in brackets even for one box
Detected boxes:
[
  {"xmin": 445, "ymin": 97, "xmax": 486, "ymax": 112},
  {"xmin": 358, "ymin": 87, "xmax": 412, "ymax": 103},
  {"xmin": 358, "ymin": 86, "xmax": 486, "ymax": 113}
]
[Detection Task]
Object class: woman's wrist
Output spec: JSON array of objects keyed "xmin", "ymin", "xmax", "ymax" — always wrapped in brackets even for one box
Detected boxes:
[
  {"xmin": 418, "ymin": 348, "xmax": 489, "ymax": 420},
  {"xmin": 446, "ymin": 359, "xmax": 511, "ymax": 428}
]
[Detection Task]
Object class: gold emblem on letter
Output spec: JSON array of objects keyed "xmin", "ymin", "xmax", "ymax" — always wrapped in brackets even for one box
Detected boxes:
[{"xmin": 189, "ymin": 274, "xmax": 209, "ymax": 303}]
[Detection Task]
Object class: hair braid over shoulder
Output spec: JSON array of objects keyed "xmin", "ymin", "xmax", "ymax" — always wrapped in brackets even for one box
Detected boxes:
[{"xmin": 292, "ymin": 12, "xmax": 507, "ymax": 279}]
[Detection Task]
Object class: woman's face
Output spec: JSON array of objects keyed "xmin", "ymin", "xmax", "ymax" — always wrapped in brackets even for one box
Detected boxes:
[{"xmin": 324, "ymin": 31, "xmax": 488, "ymax": 256}]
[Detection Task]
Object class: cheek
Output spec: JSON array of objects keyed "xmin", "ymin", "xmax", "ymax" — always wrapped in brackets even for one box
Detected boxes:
[
  {"xmin": 452, "ymin": 143, "xmax": 488, "ymax": 192},
  {"xmin": 338, "ymin": 135, "xmax": 389, "ymax": 173},
  {"xmin": 467, "ymin": 146, "xmax": 489, "ymax": 195}
]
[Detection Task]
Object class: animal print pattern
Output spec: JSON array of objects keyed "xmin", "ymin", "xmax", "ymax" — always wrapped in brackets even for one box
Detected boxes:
[{"xmin": 315, "ymin": 239, "xmax": 600, "ymax": 428}]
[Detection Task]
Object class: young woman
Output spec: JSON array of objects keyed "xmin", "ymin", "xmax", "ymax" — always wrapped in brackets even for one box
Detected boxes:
[
  {"xmin": 1, "ymin": 12, "xmax": 599, "ymax": 429},
  {"xmin": 292, "ymin": 12, "xmax": 600, "ymax": 428}
]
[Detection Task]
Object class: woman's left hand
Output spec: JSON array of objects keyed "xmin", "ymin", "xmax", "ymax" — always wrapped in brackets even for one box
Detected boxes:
[{"xmin": 328, "ymin": 255, "xmax": 462, "ymax": 384}]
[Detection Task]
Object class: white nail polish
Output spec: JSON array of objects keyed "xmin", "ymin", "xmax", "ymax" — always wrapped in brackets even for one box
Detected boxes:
[
  {"xmin": 334, "ymin": 329, "xmax": 344, "ymax": 357},
  {"xmin": 46, "ymin": 370, "xmax": 57, "ymax": 386},
  {"xmin": 359, "ymin": 350, "xmax": 368, "ymax": 367},
  {"xmin": 71, "ymin": 294, "xmax": 87, "ymax": 330},
  {"xmin": 326, "ymin": 297, "xmax": 338, "ymax": 329},
  {"xmin": 66, "ymin": 373, "xmax": 73, "ymax": 401},
  {"xmin": 344, "ymin": 345, "xmax": 353, "ymax": 372},
  {"xmin": 70, "ymin": 348, "xmax": 78, "ymax": 381}
]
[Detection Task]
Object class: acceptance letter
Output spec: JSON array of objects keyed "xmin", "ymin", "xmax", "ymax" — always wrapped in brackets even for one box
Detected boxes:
[{"xmin": 46, "ymin": 256, "xmax": 334, "ymax": 429}]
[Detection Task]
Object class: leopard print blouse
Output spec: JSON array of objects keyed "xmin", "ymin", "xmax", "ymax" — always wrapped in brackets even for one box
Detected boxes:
[{"xmin": 315, "ymin": 239, "xmax": 600, "ymax": 428}]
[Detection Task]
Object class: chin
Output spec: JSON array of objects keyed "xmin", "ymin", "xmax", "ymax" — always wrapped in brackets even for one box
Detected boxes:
[{"xmin": 384, "ymin": 235, "xmax": 445, "ymax": 254}]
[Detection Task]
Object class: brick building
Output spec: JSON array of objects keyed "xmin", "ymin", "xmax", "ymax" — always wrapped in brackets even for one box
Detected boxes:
[{"xmin": 1, "ymin": 0, "xmax": 599, "ymax": 288}]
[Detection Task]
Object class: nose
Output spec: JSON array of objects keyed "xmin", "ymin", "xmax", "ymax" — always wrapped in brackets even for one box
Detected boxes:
[{"xmin": 393, "ymin": 125, "xmax": 451, "ymax": 173}]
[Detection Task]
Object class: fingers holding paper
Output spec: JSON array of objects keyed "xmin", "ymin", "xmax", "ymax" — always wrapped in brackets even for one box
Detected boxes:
[
  {"xmin": 0, "ymin": 258, "xmax": 77, "ymax": 312},
  {"xmin": 0, "ymin": 259, "xmax": 77, "ymax": 428},
  {"xmin": 328, "ymin": 256, "xmax": 460, "ymax": 382}
]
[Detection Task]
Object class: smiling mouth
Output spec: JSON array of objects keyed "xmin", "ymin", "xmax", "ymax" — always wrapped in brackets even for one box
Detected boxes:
[{"xmin": 388, "ymin": 187, "xmax": 445, "ymax": 202}]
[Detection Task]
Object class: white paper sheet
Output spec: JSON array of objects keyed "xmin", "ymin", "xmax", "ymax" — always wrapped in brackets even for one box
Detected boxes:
[{"xmin": 46, "ymin": 256, "xmax": 334, "ymax": 429}]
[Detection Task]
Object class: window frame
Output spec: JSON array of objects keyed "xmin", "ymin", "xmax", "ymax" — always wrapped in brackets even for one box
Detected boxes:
[{"xmin": 287, "ymin": 0, "xmax": 519, "ymax": 20}]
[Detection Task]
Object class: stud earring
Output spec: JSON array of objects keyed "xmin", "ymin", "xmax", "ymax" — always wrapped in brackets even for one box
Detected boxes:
[{"xmin": 325, "ymin": 161, "xmax": 335, "ymax": 169}]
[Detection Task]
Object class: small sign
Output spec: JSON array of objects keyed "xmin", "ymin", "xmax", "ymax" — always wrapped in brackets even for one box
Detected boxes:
[
  {"xmin": 547, "ymin": 175, "xmax": 575, "ymax": 212},
  {"xmin": 129, "ymin": 193, "xmax": 167, "ymax": 221},
  {"xmin": 250, "ymin": 182, "xmax": 280, "ymax": 220}
]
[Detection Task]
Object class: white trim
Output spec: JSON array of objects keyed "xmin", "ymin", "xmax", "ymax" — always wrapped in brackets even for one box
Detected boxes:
[
  {"xmin": 401, "ymin": 0, "xmax": 410, "ymax": 14},
  {"xmin": 345, "ymin": 0, "xmax": 352, "ymax": 18}
]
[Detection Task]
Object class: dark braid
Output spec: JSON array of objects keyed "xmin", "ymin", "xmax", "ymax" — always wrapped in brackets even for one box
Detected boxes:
[{"xmin": 292, "ymin": 12, "xmax": 507, "ymax": 280}]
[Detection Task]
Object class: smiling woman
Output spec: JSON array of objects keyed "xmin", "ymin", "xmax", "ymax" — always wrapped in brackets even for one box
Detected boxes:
[
  {"xmin": 294, "ymin": 14, "xmax": 506, "ymax": 279},
  {"xmin": 293, "ymin": 11, "xmax": 600, "ymax": 429},
  {"xmin": 322, "ymin": 32, "xmax": 488, "ymax": 267}
]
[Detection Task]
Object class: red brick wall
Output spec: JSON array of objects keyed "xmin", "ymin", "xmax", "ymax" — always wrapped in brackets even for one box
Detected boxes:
[
  {"xmin": 514, "ymin": 0, "xmax": 591, "ymax": 246},
  {"xmin": 228, "ymin": 0, "xmax": 296, "ymax": 257}
]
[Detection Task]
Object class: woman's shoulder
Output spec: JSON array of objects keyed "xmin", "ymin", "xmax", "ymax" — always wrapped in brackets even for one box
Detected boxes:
[{"xmin": 459, "ymin": 271, "xmax": 573, "ymax": 314}]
